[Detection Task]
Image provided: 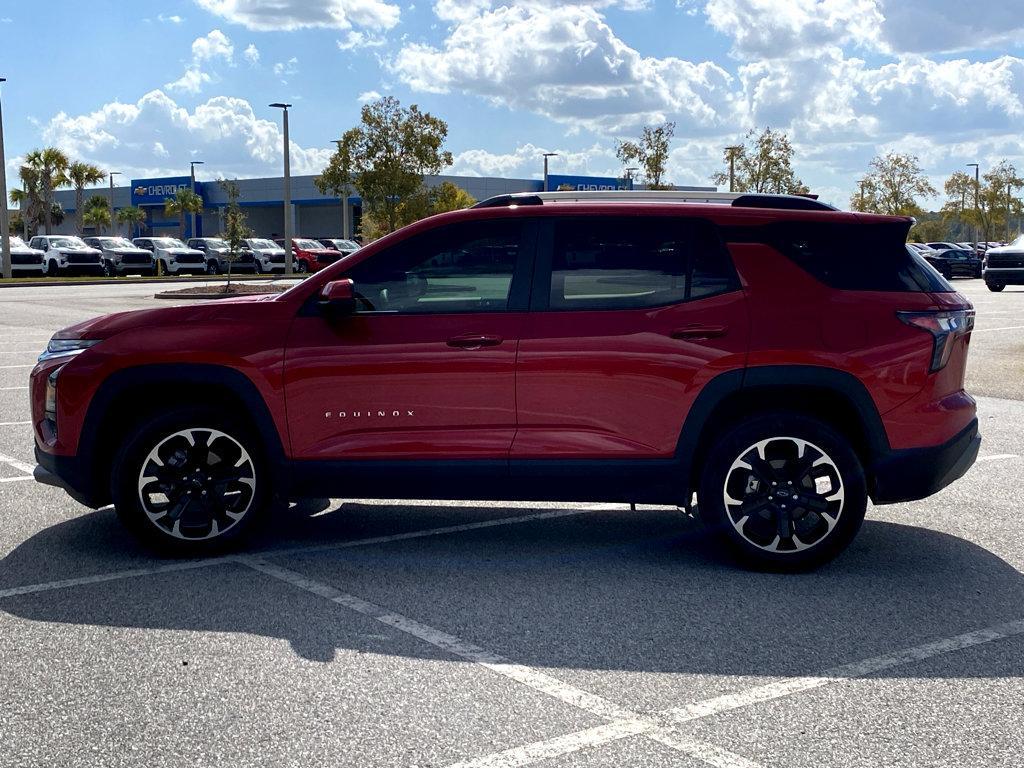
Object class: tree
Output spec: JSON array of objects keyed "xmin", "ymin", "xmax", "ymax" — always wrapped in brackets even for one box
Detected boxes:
[
  {"xmin": 909, "ymin": 218, "xmax": 947, "ymax": 243},
  {"xmin": 82, "ymin": 195, "xmax": 111, "ymax": 234},
  {"xmin": 429, "ymin": 181, "xmax": 476, "ymax": 214},
  {"xmin": 25, "ymin": 147, "xmax": 70, "ymax": 234},
  {"xmin": 318, "ymin": 96, "xmax": 453, "ymax": 235},
  {"xmin": 117, "ymin": 206, "xmax": 147, "ymax": 238},
  {"xmin": 67, "ymin": 162, "xmax": 106, "ymax": 232},
  {"xmin": 10, "ymin": 164, "xmax": 43, "ymax": 237},
  {"xmin": 217, "ymin": 179, "xmax": 251, "ymax": 290},
  {"xmin": 163, "ymin": 188, "xmax": 204, "ymax": 239},
  {"xmin": 854, "ymin": 152, "xmax": 936, "ymax": 216},
  {"xmin": 8, "ymin": 213, "xmax": 24, "ymax": 237},
  {"xmin": 712, "ymin": 127, "xmax": 807, "ymax": 194},
  {"xmin": 616, "ymin": 122, "xmax": 675, "ymax": 189},
  {"xmin": 974, "ymin": 161, "xmax": 1024, "ymax": 243}
]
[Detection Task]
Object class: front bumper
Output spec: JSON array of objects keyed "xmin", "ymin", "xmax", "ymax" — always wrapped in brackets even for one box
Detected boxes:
[
  {"xmin": 870, "ymin": 418, "xmax": 980, "ymax": 504},
  {"xmin": 983, "ymin": 267, "xmax": 1024, "ymax": 285},
  {"xmin": 34, "ymin": 445, "xmax": 106, "ymax": 508}
]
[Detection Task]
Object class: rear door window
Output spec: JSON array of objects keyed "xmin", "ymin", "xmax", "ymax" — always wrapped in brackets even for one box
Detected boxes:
[{"xmin": 541, "ymin": 216, "xmax": 738, "ymax": 311}]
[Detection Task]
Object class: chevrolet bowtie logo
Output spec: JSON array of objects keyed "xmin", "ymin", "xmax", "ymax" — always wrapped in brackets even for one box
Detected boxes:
[{"xmin": 134, "ymin": 186, "xmax": 147, "ymax": 196}]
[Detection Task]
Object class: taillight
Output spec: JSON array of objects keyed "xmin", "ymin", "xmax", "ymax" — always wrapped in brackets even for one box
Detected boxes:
[{"xmin": 897, "ymin": 309, "xmax": 975, "ymax": 372}]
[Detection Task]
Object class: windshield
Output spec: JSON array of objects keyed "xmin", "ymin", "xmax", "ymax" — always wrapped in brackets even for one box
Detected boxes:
[
  {"xmin": 10, "ymin": 236, "xmax": 25, "ymax": 248},
  {"xmin": 295, "ymin": 239, "xmax": 323, "ymax": 250},
  {"xmin": 152, "ymin": 238, "xmax": 187, "ymax": 248},
  {"xmin": 1006, "ymin": 234, "xmax": 1024, "ymax": 249},
  {"xmin": 100, "ymin": 238, "xmax": 136, "ymax": 249},
  {"xmin": 247, "ymin": 239, "xmax": 278, "ymax": 250},
  {"xmin": 330, "ymin": 239, "xmax": 359, "ymax": 250},
  {"xmin": 202, "ymin": 238, "xmax": 228, "ymax": 248},
  {"xmin": 51, "ymin": 237, "xmax": 89, "ymax": 249}
]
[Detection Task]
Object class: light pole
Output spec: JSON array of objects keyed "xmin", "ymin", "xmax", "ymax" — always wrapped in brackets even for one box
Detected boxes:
[
  {"xmin": 624, "ymin": 167, "xmax": 638, "ymax": 190},
  {"xmin": 108, "ymin": 171, "xmax": 120, "ymax": 235},
  {"xmin": 542, "ymin": 152, "xmax": 558, "ymax": 192},
  {"xmin": 270, "ymin": 103, "xmax": 293, "ymax": 275},
  {"xmin": 332, "ymin": 139, "xmax": 351, "ymax": 239},
  {"xmin": 189, "ymin": 160, "xmax": 204, "ymax": 239},
  {"xmin": 725, "ymin": 145, "xmax": 742, "ymax": 192},
  {"xmin": 966, "ymin": 163, "xmax": 980, "ymax": 251},
  {"xmin": 0, "ymin": 77, "xmax": 10, "ymax": 279}
]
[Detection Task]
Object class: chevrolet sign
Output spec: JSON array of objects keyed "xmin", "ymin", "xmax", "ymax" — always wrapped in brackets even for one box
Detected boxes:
[{"xmin": 130, "ymin": 176, "xmax": 197, "ymax": 206}]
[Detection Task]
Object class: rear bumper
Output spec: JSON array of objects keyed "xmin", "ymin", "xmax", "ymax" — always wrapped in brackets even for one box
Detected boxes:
[{"xmin": 870, "ymin": 418, "xmax": 980, "ymax": 504}]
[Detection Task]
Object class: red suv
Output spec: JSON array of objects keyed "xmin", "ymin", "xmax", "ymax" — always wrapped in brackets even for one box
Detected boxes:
[
  {"xmin": 30, "ymin": 192, "xmax": 979, "ymax": 569},
  {"xmin": 274, "ymin": 237, "xmax": 343, "ymax": 273}
]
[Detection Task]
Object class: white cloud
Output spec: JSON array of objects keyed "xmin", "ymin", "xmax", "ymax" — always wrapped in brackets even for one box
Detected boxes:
[
  {"xmin": 165, "ymin": 67, "xmax": 213, "ymax": 94},
  {"xmin": 157, "ymin": 13, "xmax": 184, "ymax": 23},
  {"xmin": 272, "ymin": 57, "xmax": 299, "ymax": 83},
  {"xmin": 337, "ymin": 30, "xmax": 387, "ymax": 50},
  {"xmin": 393, "ymin": 3, "xmax": 738, "ymax": 133},
  {"xmin": 357, "ymin": 90, "xmax": 382, "ymax": 102},
  {"xmin": 166, "ymin": 29, "xmax": 234, "ymax": 94},
  {"xmin": 191, "ymin": 28, "xmax": 234, "ymax": 62},
  {"xmin": 243, "ymin": 42, "xmax": 260, "ymax": 65},
  {"xmin": 40, "ymin": 89, "xmax": 331, "ymax": 180},
  {"xmin": 0, "ymin": 17, "xmax": 13, "ymax": 23},
  {"xmin": 450, "ymin": 142, "xmax": 619, "ymax": 178},
  {"xmin": 192, "ymin": 0, "xmax": 400, "ymax": 31},
  {"xmin": 877, "ymin": 0, "xmax": 1024, "ymax": 54}
]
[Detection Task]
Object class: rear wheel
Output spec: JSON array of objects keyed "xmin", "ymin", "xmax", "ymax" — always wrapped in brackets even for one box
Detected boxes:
[
  {"xmin": 987, "ymin": 281, "xmax": 1006, "ymax": 292},
  {"xmin": 698, "ymin": 413, "xmax": 867, "ymax": 571},
  {"xmin": 206, "ymin": 260, "xmax": 220, "ymax": 275},
  {"xmin": 296, "ymin": 259, "xmax": 309, "ymax": 274},
  {"xmin": 111, "ymin": 409, "xmax": 271, "ymax": 554}
]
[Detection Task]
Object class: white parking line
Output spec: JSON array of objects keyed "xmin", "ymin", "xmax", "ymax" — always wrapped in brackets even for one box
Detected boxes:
[
  {"xmin": 471, "ymin": 616, "xmax": 1024, "ymax": 767},
  {"xmin": 242, "ymin": 556, "xmax": 758, "ymax": 769},
  {"xmin": 0, "ymin": 386, "xmax": 28, "ymax": 391},
  {"xmin": 0, "ymin": 421, "xmax": 30, "ymax": 426},
  {"xmin": 0, "ymin": 507, "xmax": 597, "ymax": 599},
  {"xmin": 0, "ymin": 364, "xmax": 34, "ymax": 369},
  {"xmin": 972, "ymin": 325, "xmax": 1024, "ymax": 333},
  {"xmin": 0, "ymin": 450, "xmax": 34, "ymax": 475},
  {"xmin": 976, "ymin": 454, "xmax": 1020, "ymax": 462},
  {"xmin": 0, "ymin": 475, "xmax": 32, "ymax": 483}
]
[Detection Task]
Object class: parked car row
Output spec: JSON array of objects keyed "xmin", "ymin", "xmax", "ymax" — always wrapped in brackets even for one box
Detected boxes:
[
  {"xmin": 4, "ymin": 235, "xmax": 359, "ymax": 277},
  {"xmin": 907, "ymin": 242, "xmax": 985, "ymax": 279},
  {"xmin": 982, "ymin": 234, "xmax": 1024, "ymax": 292}
]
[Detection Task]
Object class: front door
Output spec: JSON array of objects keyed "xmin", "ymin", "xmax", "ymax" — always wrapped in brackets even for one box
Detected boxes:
[{"xmin": 284, "ymin": 217, "xmax": 534, "ymax": 461}]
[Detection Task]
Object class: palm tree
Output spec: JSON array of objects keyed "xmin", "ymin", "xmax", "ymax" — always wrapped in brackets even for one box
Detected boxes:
[
  {"xmin": 117, "ymin": 206, "xmax": 147, "ymax": 238},
  {"xmin": 25, "ymin": 148, "xmax": 70, "ymax": 234},
  {"xmin": 83, "ymin": 204, "xmax": 111, "ymax": 234},
  {"xmin": 10, "ymin": 165, "xmax": 43, "ymax": 238},
  {"xmin": 67, "ymin": 162, "xmax": 106, "ymax": 232},
  {"xmin": 163, "ymin": 188, "xmax": 204, "ymax": 238}
]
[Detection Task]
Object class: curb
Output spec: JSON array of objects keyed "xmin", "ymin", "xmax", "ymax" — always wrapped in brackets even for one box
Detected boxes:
[
  {"xmin": 154, "ymin": 291, "xmax": 283, "ymax": 300},
  {"xmin": 0, "ymin": 275, "xmax": 301, "ymax": 289}
]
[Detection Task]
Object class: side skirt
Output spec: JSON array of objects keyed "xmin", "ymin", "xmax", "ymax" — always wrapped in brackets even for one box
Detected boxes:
[{"xmin": 286, "ymin": 458, "xmax": 684, "ymax": 505}]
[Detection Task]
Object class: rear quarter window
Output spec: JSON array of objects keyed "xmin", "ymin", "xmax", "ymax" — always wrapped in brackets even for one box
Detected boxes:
[{"xmin": 753, "ymin": 221, "xmax": 953, "ymax": 292}]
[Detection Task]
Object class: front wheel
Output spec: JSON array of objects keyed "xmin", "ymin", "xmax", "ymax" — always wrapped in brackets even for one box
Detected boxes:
[
  {"xmin": 698, "ymin": 413, "xmax": 867, "ymax": 571},
  {"xmin": 987, "ymin": 281, "xmax": 1006, "ymax": 292},
  {"xmin": 111, "ymin": 409, "xmax": 271, "ymax": 554},
  {"xmin": 206, "ymin": 260, "xmax": 220, "ymax": 275}
]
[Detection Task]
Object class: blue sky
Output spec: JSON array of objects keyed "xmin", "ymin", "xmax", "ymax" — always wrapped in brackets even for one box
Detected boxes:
[{"xmin": 3, "ymin": 0, "xmax": 1024, "ymax": 208}]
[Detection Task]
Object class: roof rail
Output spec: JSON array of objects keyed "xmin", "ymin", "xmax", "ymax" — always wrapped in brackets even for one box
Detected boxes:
[{"xmin": 471, "ymin": 190, "xmax": 837, "ymax": 212}]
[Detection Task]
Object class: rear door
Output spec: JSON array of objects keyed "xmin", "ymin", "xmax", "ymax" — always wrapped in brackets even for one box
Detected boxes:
[{"xmin": 512, "ymin": 214, "xmax": 748, "ymax": 459}]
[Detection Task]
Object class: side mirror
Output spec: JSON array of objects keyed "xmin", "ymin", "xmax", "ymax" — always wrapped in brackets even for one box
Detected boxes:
[{"xmin": 319, "ymin": 279, "xmax": 357, "ymax": 314}]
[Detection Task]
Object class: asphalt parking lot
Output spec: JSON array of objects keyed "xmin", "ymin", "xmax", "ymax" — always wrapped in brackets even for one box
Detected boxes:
[{"xmin": 0, "ymin": 279, "xmax": 1022, "ymax": 767}]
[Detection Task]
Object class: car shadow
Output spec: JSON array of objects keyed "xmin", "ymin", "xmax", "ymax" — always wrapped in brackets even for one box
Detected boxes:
[{"xmin": 1, "ymin": 502, "xmax": 1022, "ymax": 677}]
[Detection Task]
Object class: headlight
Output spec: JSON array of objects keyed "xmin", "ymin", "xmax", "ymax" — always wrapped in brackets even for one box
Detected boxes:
[
  {"xmin": 38, "ymin": 338, "xmax": 99, "ymax": 363},
  {"xmin": 44, "ymin": 368, "xmax": 59, "ymax": 422}
]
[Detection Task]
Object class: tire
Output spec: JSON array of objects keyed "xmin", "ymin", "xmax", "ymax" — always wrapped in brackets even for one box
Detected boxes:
[
  {"xmin": 46, "ymin": 260, "xmax": 59, "ymax": 277},
  {"xmin": 296, "ymin": 260, "xmax": 309, "ymax": 274},
  {"xmin": 698, "ymin": 412, "xmax": 867, "ymax": 571},
  {"xmin": 158, "ymin": 260, "xmax": 169, "ymax": 276},
  {"xmin": 111, "ymin": 408, "xmax": 271, "ymax": 555},
  {"xmin": 103, "ymin": 261, "xmax": 116, "ymax": 278},
  {"xmin": 206, "ymin": 260, "xmax": 220, "ymax": 275},
  {"xmin": 987, "ymin": 282, "xmax": 1006, "ymax": 292}
]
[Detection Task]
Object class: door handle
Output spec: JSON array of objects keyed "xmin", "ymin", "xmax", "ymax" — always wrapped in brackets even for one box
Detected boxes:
[
  {"xmin": 670, "ymin": 324, "xmax": 729, "ymax": 341},
  {"xmin": 447, "ymin": 334, "xmax": 503, "ymax": 349}
]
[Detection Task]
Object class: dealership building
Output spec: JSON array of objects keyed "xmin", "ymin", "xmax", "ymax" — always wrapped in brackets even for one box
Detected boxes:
[{"xmin": 46, "ymin": 172, "xmax": 715, "ymax": 240}]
